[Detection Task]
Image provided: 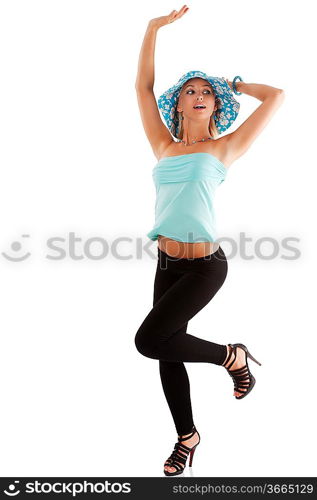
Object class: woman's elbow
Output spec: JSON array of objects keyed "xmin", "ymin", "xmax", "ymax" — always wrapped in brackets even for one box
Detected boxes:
[{"xmin": 275, "ymin": 88, "xmax": 285, "ymax": 97}]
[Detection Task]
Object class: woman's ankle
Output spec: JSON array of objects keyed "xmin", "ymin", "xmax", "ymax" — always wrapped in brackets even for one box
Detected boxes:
[
  {"xmin": 222, "ymin": 345, "xmax": 231, "ymax": 366},
  {"xmin": 178, "ymin": 425, "xmax": 195, "ymax": 439}
]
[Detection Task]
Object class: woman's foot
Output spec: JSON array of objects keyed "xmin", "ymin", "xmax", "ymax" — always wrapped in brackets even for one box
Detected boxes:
[
  {"xmin": 222, "ymin": 345, "xmax": 250, "ymax": 397},
  {"xmin": 164, "ymin": 429, "xmax": 200, "ymax": 474}
]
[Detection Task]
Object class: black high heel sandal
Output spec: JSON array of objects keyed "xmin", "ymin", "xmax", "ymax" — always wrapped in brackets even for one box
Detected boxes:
[
  {"xmin": 163, "ymin": 425, "xmax": 200, "ymax": 476},
  {"xmin": 223, "ymin": 343, "xmax": 262, "ymax": 399}
]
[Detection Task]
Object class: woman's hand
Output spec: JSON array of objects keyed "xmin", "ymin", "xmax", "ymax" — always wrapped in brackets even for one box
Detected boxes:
[{"xmin": 148, "ymin": 4, "xmax": 189, "ymax": 30}]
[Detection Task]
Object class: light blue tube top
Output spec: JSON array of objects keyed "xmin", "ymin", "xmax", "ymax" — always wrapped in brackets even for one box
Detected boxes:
[{"xmin": 147, "ymin": 152, "xmax": 228, "ymax": 243}]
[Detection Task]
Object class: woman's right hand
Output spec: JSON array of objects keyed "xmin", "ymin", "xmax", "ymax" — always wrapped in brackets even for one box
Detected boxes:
[{"xmin": 148, "ymin": 4, "xmax": 189, "ymax": 30}]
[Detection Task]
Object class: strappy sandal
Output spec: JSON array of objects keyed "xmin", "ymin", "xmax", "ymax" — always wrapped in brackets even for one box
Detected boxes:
[
  {"xmin": 163, "ymin": 425, "xmax": 200, "ymax": 476},
  {"xmin": 223, "ymin": 343, "xmax": 262, "ymax": 399}
]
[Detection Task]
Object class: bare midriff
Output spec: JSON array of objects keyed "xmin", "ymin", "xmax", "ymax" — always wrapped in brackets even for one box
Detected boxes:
[{"xmin": 158, "ymin": 235, "xmax": 219, "ymax": 259}]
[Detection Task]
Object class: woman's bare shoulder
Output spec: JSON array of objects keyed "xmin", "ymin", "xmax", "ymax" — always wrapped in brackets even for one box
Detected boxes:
[{"xmin": 212, "ymin": 135, "xmax": 240, "ymax": 169}]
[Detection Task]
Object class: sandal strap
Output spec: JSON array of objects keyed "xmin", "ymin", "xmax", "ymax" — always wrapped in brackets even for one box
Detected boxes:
[
  {"xmin": 169, "ymin": 461, "xmax": 183, "ymax": 472},
  {"xmin": 165, "ymin": 428, "xmax": 199, "ymax": 472},
  {"xmin": 235, "ymin": 387, "xmax": 249, "ymax": 394},
  {"xmin": 229, "ymin": 365, "xmax": 248, "ymax": 374},
  {"xmin": 178, "ymin": 425, "xmax": 196, "ymax": 441},
  {"xmin": 226, "ymin": 353, "xmax": 252, "ymax": 392},
  {"xmin": 226, "ymin": 345, "xmax": 237, "ymax": 370},
  {"xmin": 167, "ymin": 443, "xmax": 188, "ymax": 467}
]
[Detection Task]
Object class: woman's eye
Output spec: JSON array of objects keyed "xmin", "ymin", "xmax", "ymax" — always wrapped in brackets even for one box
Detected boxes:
[{"xmin": 186, "ymin": 89, "xmax": 211, "ymax": 94}]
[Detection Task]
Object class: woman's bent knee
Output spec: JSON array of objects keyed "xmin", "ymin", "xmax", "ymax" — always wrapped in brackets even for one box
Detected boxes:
[{"xmin": 134, "ymin": 329, "xmax": 159, "ymax": 359}]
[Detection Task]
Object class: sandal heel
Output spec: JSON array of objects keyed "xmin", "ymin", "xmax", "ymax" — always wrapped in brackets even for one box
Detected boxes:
[
  {"xmin": 189, "ymin": 445, "xmax": 197, "ymax": 467},
  {"xmin": 233, "ymin": 343, "xmax": 262, "ymax": 366},
  {"xmin": 246, "ymin": 350, "xmax": 262, "ymax": 366}
]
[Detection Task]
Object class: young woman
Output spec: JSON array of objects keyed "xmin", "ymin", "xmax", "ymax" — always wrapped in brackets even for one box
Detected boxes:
[{"xmin": 134, "ymin": 5, "xmax": 285, "ymax": 476}]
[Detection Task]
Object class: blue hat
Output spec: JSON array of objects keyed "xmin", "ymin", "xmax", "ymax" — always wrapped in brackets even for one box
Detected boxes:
[{"xmin": 158, "ymin": 70, "xmax": 241, "ymax": 139}]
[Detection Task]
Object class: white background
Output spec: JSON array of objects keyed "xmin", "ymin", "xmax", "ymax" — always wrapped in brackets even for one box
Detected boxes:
[{"xmin": 0, "ymin": 0, "xmax": 316, "ymax": 477}]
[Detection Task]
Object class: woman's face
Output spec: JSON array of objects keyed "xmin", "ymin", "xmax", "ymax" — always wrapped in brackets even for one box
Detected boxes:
[{"xmin": 177, "ymin": 78, "xmax": 216, "ymax": 120}]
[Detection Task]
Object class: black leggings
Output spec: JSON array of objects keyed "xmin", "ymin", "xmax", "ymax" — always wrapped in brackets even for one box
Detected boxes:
[{"xmin": 134, "ymin": 245, "xmax": 228, "ymax": 436}]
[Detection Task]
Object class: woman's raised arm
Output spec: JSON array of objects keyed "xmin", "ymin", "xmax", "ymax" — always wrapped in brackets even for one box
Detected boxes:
[
  {"xmin": 135, "ymin": 6, "xmax": 189, "ymax": 91},
  {"xmin": 223, "ymin": 80, "xmax": 285, "ymax": 164},
  {"xmin": 134, "ymin": 6, "xmax": 189, "ymax": 158}
]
